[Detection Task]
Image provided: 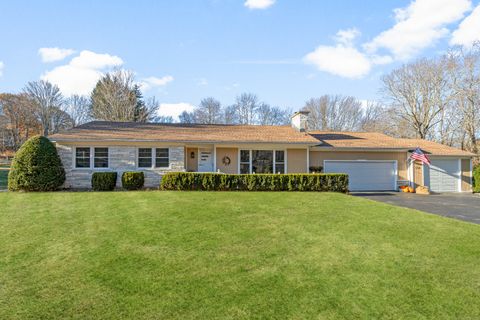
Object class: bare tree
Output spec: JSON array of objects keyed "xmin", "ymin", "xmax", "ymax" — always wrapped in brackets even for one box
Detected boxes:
[
  {"xmin": 90, "ymin": 70, "xmax": 137, "ymax": 121},
  {"xmin": 381, "ymin": 58, "xmax": 452, "ymax": 139},
  {"xmin": 359, "ymin": 101, "xmax": 389, "ymax": 132},
  {"xmin": 178, "ymin": 111, "xmax": 196, "ymax": 124},
  {"xmin": 194, "ymin": 97, "xmax": 222, "ymax": 124},
  {"xmin": 23, "ymin": 80, "xmax": 64, "ymax": 136},
  {"xmin": 230, "ymin": 93, "xmax": 259, "ymax": 125},
  {"xmin": 65, "ymin": 95, "xmax": 91, "ymax": 126},
  {"xmin": 256, "ymin": 103, "xmax": 290, "ymax": 125},
  {"xmin": 303, "ymin": 95, "xmax": 364, "ymax": 131},
  {"xmin": 446, "ymin": 45, "xmax": 480, "ymax": 153}
]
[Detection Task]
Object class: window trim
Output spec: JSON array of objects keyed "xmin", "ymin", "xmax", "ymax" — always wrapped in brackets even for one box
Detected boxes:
[
  {"xmin": 136, "ymin": 147, "xmax": 171, "ymax": 170},
  {"xmin": 137, "ymin": 147, "xmax": 154, "ymax": 169},
  {"xmin": 93, "ymin": 147, "xmax": 109, "ymax": 169},
  {"xmin": 155, "ymin": 147, "xmax": 170, "ymax": 169},
  {"xmin": 73, "ymin": 146, "xmax": 110, "ymax": 170},
  {"xmin": 238, "ymin": 149, "xmax": 285, "ymax": 174}
]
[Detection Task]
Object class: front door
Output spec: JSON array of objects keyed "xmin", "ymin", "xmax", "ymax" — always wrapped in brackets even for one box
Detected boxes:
[{"xmin": 198, "ymin": 148, "xmax": 214, "ymax": 172}]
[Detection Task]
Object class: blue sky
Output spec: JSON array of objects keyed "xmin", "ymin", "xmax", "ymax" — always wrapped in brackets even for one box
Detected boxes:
[{"xmin": 1, "ymin": 0, "xmax": 480, "ymax": 119}]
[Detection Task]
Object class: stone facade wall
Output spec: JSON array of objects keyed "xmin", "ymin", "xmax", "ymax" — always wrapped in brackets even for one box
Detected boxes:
[{"xmin": 56, "ymin": 144, "xmax": 185, "ymax": 189}]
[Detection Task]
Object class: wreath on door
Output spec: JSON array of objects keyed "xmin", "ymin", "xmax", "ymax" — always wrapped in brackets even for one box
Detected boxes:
[{"xmin": 222, "ymin": 156, "xmax": 231, "ymax": 166}]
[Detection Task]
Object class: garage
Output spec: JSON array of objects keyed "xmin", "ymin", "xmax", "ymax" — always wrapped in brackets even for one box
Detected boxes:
[
  {"xmin": 428, "ymin": 159, "xmax": 460, "ymax": 193},
  {"xmin": 324, "ymin": 160, "xmax": 397, "ymax": 191}
]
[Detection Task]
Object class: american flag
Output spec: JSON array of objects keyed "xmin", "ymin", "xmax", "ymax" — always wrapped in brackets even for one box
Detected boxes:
[{"xmin": 410, "ymin": 147, "xmax": 431, "ymax": 165}]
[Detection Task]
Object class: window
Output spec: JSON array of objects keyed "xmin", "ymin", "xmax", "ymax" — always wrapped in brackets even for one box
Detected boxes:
[
  {"xmin": 155, "ymin": 148, "xmax": 169, "ymax": 168},
  {"xmin": 275, "ymin": 151, "xmax": 285, "ymax": 174},
  {"xmin": 240, "ymin": 150, "xmax": 250, "ymax": 174},
  {"xmin": 75, "ymin": 147, "xmax": 90, "ymax": 168},
  {"xmin": 240, "ymin": 150, "xmax": 285, "ymax": 174},
  {"xmin": 252, "ymin": 150, "xmax": 273, "ymax": 174},
  {"xmin": 138, "ymin": 148, "xmax": 152, "ymax": 168},
  {"xmin": 94, "ymin": 148, "xmax": 109, "ymax": 168}
]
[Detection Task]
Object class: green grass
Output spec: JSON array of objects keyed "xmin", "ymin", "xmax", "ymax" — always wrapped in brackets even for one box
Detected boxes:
[{"xmin": 0, "ymin": 192, "xmax": 479, "ymax": 319}]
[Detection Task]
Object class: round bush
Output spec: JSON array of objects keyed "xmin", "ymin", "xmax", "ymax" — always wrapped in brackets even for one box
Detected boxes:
[
  {"xmin": 474, "ymin": 165, "xmax": 480, "ymax": 193},
  {"xmin": 122, "ymin": 171, "xmax": 145, "ymax": 190},
  {"xmin": 8, "ymin": 136, "xmax": 65, "ymax": 191},
  {"xmin": 92, "ymin": 172, "xmax": 117, "ymax": 191}
]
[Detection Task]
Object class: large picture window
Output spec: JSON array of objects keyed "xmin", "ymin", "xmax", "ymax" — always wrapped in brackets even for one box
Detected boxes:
[
  {"xmin": 75, "ymin": 147, "xmax": 90, "ymax": 168},
  {"xmin": 240, "ymin": 150, "xmax": 285, "ymax": 174}
]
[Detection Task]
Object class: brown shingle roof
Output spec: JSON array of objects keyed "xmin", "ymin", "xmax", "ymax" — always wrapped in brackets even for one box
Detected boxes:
[
  {"xmin": 310, "ymin": 131, "xmax": 474, "ymax": 156},
  {"xmin": 50, "ymin": 121, "xmax": 319, "ymax": 144}
]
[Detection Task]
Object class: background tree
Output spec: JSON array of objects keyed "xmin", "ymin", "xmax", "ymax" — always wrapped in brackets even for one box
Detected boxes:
[
  {"xmin": 90, "ymin": 70, "xmax": 137, "ymax": 121},
  {"xmin": 0, "ymin": 93, "xmax": 41, "ymax": 150},
  {"xmin": 178, "ymin": 111, "xmax": 196, "ymax": 124},
  {"xmin": 303, "ymin": 95, "xmax": 364, "ymax": 131},
  {"xmin": 230, "ymin": 93, "xmax": 259, "ymax": 125},
  {"xmin": 23, "ymin": 80, "xmax": 64, "ymax": 136},
  {"xmin": 65, "ymin": 95, "xmax": 91, "ymax": 126},
  {"xmin": 256, "ymin": 103, "xmax": 290, "ymax": 125},
  {"xmin": 194, "ymin": 97, "xmax": 222, "ymax": 124},
  {"xmin": 381, "ymin": 58, "xmax": 452, "ymax": 139}
]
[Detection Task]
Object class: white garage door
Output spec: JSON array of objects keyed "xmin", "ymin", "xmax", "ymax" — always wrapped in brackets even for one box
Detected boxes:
[
  {"xmin": 429, "ymin": 159, "xmax": 459, "ymax": 193},
  {"xmin": 324, "ymin": 161, "xmax": 396, "ymax": 191}
]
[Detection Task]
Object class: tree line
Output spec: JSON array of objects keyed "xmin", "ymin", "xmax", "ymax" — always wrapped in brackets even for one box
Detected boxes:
[{"xmin": 1, "ymin": 44, "xmax": 479, "ymax": 158}]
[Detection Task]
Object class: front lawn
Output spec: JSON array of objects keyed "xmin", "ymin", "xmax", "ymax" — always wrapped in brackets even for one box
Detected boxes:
[{"xmin": 1, "ymin": 192, "xmax": 479, "ymax": 319}]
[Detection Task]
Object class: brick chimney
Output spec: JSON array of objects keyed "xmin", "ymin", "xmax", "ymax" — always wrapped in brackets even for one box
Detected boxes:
[{"xmin": 291, "ymin": 111, "xmax": 310, "ymax": 132}]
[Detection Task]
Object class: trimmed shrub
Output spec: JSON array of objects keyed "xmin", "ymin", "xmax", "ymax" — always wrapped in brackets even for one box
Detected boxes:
[
  {"xmin": 122, "ymin": 171, "xmax": 145, "ymax": 190},
  {"xmin": 160, "ymin": 172, "xmax": 348, "ymax": 192},
  {"xmin": 474, "ymin": 165, "xmax": 480, "ymax": 193},
  {"xmin": 8, "ymin": 136, "xmax": 65, "ymax": 191},
  {"xmin": 92, "ymin": 172, "xmax": 117, "ymax": 191}
]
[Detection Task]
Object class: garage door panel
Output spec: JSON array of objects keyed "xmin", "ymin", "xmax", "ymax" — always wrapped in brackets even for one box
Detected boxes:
[
  {"xmin": 324, "ymin": 161, "xmax": 396, "ymax": 191},
  {"xmin": 429, "ymin": 160, "xmax": 459, "ymax": 193}
]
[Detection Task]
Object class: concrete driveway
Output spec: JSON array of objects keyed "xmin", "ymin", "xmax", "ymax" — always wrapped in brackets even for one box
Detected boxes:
[{"xmin": 353, "ymin": 192, "xmax": 480, "ymax": 224}]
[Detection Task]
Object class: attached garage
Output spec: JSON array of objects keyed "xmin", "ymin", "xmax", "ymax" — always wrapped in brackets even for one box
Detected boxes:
[
  {"xmin": 426, "ymin": 159, "xmax": 460, "ymax": 193},
  {"xmin": 324, "ymin": 160, "xmax": 397, "ymax": 191}
]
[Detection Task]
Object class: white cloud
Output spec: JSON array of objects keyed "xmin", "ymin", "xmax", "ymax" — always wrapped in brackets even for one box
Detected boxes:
[
  {"xmin": 304, "ymin": 28, "xmax": 373, "ymax": 79},
  {"xmin": 334, "ymin": 28, "xmax": 361, "ymax": 46},
  {"xmin": 304, "ymin": 45, "xmax": 372, "ymax": 79},
  {"xmin": 41, "ymin": 50, "xmax": 123, "ymax": 96},
  {"xmin": 157, "ymin": 103, "xmax": 195, "ymax": 121},
  {"xmin": 38, "ymin": 47, "xmax": 75, "ymax": 63},
  {"xmin": 0, "ymin": 61, "xmax": 4, "ymax": 77},
  {"xmin": 244, "ymin": 0, "xmax": 275, "ymax": 10},
  {"xmin": 139, "ymin": 75, "xmax": 174, "ymax": 92},
  {"xmin": 364, "ymin": 0, "xmax": 471, "ymax": 60},
  {"xmin": 451, "ymin": 4, "xmax": 480, "ymax": 47}
]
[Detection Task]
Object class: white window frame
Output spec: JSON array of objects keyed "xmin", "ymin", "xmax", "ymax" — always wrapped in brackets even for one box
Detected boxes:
[
  {"xmin": 155, "ymin": 147, "xmax": 170, "ymax": 169},
  {"xmin": 136, "ymin": 147, "xmax": 171, "ymax": 169},
  {"xmin": 238, "ymin": 149, "xmax": 285, "ymax": 174},
  {"xmin": 73, "ymin": 147, "xmax": 110, "ymax": 170}
]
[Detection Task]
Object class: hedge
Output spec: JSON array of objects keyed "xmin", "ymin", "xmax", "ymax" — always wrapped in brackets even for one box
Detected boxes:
[
  {"xmin": 474, "ymin": 165, "xmax": 480, "ymax": 193},
  {"xmin": 8, "ymin": 136, "xmax": 65, "ymax": 191},
  {"xmin": 160, "ymin": 172, "xmax": 348, "ymax": 192},
  {"xmin": 91, "ymin": 172, "xmax": 117, "ymax": 191},
  {"xmin": 122, "ymin": 171, "xmax": 145, "ymax": 190}
]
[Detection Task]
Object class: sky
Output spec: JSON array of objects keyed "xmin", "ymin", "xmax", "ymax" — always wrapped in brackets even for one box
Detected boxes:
[{"xmin": 1, "ymin": 0, "xmax": 480, "ymax": 120}]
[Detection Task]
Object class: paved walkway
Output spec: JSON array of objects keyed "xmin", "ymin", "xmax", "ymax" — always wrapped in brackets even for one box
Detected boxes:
[{"xmin": 353, "ymin": 192, "xmax": 480, "ymax": 224}]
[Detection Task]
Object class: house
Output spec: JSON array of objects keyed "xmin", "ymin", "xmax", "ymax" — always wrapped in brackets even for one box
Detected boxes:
[{"xmin": 49, "ymin": 111, "xmax": 475, "ymax": 192}]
